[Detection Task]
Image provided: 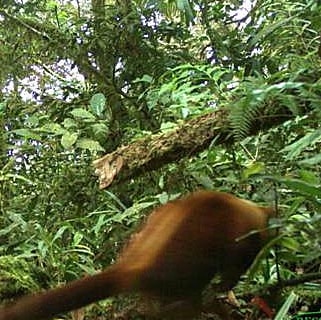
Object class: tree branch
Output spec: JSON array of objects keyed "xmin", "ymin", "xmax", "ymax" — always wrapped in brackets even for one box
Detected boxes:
[{"xmin": 93, "ymin": 107, "xmax": 291, "ymax": 189}]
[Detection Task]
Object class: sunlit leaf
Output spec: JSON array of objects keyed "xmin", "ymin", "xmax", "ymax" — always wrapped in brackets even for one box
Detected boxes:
[
  {"xmin": 12, "ymin": 129, "xmax": 41, "ymax": 140},
  {"xmin": 90, "ymin": 93, "xmax": 106, "ymax": 117},
  {"xmin": 76, "ymin": 138, "xmax": 104, "ymax": 152},
  {"xmin": 63, "ymin": 118, "xmax": 78, "ymax": 129},
  {"xmin": 70, "ymin": 108, "xmax": 96, "ymax": 120},
  {"xmin": 242, "ymin": 162, "xmax": 265, "ymax": 179},
  {"xmin": 61, "ymin": 132, "xmax": 78, "ymax": 149},
  {"xmin": 39, "ymin": 123, "xmax": 66, "ymax": 135}
]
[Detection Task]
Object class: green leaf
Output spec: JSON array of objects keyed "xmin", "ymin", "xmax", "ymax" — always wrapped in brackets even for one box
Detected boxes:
[
  {"xmin": 0, "ymin": 102, "xmax": 5, "ymax": 113},
  {"xmin": 25, "ymin": 115, "xmax": 39, "ymax": 127},
  {"xmin": 73, "ymin": 232, "xmax": 84, "ymax": 246},
  {"xmin": 12, "ymin": 129, "xmax": 41, "ymax": 140},
  {"xmin": 159, "ymin": 192, "xmax": 170, "ymax": 204},
  {"xmin": 299, "ymin": 154, "xmax": 321, "ymax": 166},
  {"xmin": 76, "ymin": 138, "xmax": 104, "ymax": 152},
  {"xmin": 160, "ymin": 122, "xmax": 176, "ymax": 132},
  {"xmin": 191, "ymin": 173, "xmax": 214, "ymax": 189},
  {"xmin": 280, "ymin": 237, "xmax": 301, "ymax": 251},
  {"xmin": 298, "ymin": 169, "xmax": 319, "ymax": 185},
  {"xmin": 63, "ymin": 118, "xmax": 78, "ymax": 129},
  {"xmin": 274, "ymin": 291, "xmax": 297, "ymax": 320},
  {"xmin": 37, "ymin": 240, "xmax": 48, "ymax": 258},
  {"xmin": 159, "ymin": 82, "xmax": 175, "ymax": 96},
  {"xmin": 279, "ymin": 178, "xmax": 321, "ymax": 197},
  {"xmin": 52, "ymin": 226, "xmax": 69, "ymax": 243},
  {"xmin": 70, "ymin": 108, "xmax": 95, "ymax": 120},
  {"xmin": 176, "ymin": 0, "xmax": 195, "ymax": 24},
  {"xmin": 242, "ymin": 162, "xmax": 265, "ymax": 179},
  {"xmin": 91, "ymin": 123, "xmax": 109, "ymax": 139},
  {"xmin": 281, "ymin": 129, "xmax": 321, "ymax": 160},
  {"xmin": 92, "ymin": 214, "xmax": 108, "ymax": 236},
  {"xmin": 267, "ymin": 81, "xmax": 304, "ymax": 92},
  {"xmin": 0, "ymin": 173, "xmax": 34, "ymax": 184},
  {"xmin": 133, "ymin": 74, "xmax": 153, "ymax": 83},
  {"xmin": 249, "ymin": 16, "xmax": 294, "ymax": 47},
  {"xmin": 90, "ymin": 93, "xmax": 106, "ymax": 117},
  {"xmin": 61, "ymin": 132, "xmax": 78, "ymax": 149},
  {"xmin": 39, "ymin": 123, "xmax": 66, "ymax": 135}
]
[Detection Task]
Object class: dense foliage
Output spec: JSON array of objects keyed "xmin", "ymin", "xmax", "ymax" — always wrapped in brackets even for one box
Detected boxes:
[{"xmin": 1, "ymin": 0, "xmax": 321, "ymax": 319}]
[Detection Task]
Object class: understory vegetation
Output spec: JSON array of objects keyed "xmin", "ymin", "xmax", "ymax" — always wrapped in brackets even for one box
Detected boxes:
[{"xmin": 1, "ymin": 0, "xmax": 321, "ymax": 319}]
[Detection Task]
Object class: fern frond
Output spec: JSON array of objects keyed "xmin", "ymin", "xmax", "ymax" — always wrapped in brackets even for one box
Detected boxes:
[{"xmin": 229, "ymin": 96, "xmax": 264, "ymax": 140}]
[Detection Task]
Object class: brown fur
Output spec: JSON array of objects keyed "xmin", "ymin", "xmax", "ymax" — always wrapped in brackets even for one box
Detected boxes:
[{"xmin": 0, "ymin": 190, "xmax": 274, "ymax": 320}]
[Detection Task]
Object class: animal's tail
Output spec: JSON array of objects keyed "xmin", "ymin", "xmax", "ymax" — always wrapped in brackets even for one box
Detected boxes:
[{"xmin": 0, "ymin": 265, "xmax": 133, "ymax": 320}]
